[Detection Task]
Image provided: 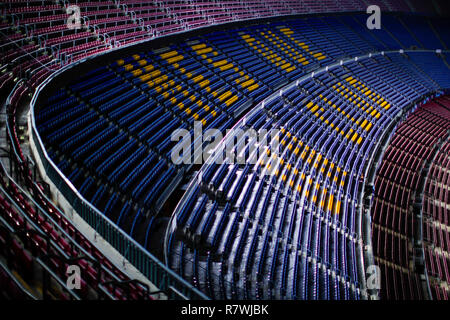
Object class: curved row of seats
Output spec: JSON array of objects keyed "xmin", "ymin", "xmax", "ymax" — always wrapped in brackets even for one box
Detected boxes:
[
  {"xmin": 31, "ymin": 18, "xmax": 352, "ymax": 244},
  {"xmin": 2, "ymin": 2, "xmax": 449, "ymax": 96},
  {"xmin": 4, "ymin": 9, "xmax": 408, "ymax": 300},
  {"xmin": 0, "ymin": 190, "xmax": 95, "ymax": 299},
  {"xmin": 371, "ymin": 99, "xmax": 450, "ymax": 300},
  {"xmin": 166, "ymin": 51, "xmax": 449, "ymax": 299},
  {"xmin": 0, "ymin": 160, "xmax": 154, "ymax": 299},
  {"xmin": 3, "ymin": 6, "xmax": 450, "ymax": 100},
  {"xmin": 35, "ymin": 14, "xmax": 450, "ymax": 255},
  {"xmin": 2, "ymin": 80, "xmax": 156, "ymax": 299},
  {"xmin": 421, "ymin": 97, "xmax": 450, "ymax": 300},
  {"xmin": 1, "ymin": 1, "xmax": 108, "ymax": 66},
  {"xmin": 2, "ymin": 5, "xmax": 446, "ymax": 300},
  {"xmin": 3, "ymin": 0, "xmax": 441, "ymax": 75},
  {"xmin": 33, "ymin": 14, "xmax": 450, "ymax": 300}
]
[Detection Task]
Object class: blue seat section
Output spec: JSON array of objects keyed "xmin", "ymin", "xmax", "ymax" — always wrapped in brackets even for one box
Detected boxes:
[
  {"xmin": 352, "ymin": 15, "xmax": 403, "ymax": 49},
  {"xmin": 167, "ymin": 51, "xmax": 450, "ymax": 300},
  {"xmin": 400, "ymin": 15, "xmax": 445, "ymax": 49},
  {"xmin": 382, "ymin": 15, "xmax": 421, "ymax": 49},
  {"xmin": 38, "ymin": 102, "xmax": 89, "ymax": 135},
  {"xmin": 36, "ymin": 96, "xmax": 79, "ymax": 123},
  {"xmin": 202, "ymin": 31, "xmax": 284, "ymax": 91},
  {"xmin": 278, "ymin": 19, "xmax": 338, "ymax": 62},
  {"xmin": 430, "ymin": 19, "xmax": 450, "ymax": 49},
  {"xmin": 70, "ymin": 69, "xmax": 115, "ymax": 92},
  {"xmin": 407, "ymin": 52, "xmax": 450, "ymax": 89},
  {"xmin": 45, "ymin": 89, "xmax": 68, "ymax": 105},
  {"xmin": 335, "ymin": 15, "xmax": 389, "ymax": 51},
  {"xmin": 305, "ymin": 17, "xmax": 365, "ymax": 58},
  {"xmin": 386, "ymin": 53, "xmax": 442, "ymax": 92},
  {"xmin": 35, "ymin": 14, "xmax": 450, "ymax": 289},
  {"xmin": 319, "ymin": 16, "xmax": 376, "ymax": 55},
  {"xmin": 38, "ymin": 19, "xmax": 356, "ymax": 237}
]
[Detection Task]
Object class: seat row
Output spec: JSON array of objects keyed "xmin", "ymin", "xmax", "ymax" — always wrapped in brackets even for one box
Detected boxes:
[
  {"xmin": 166, "ymin": 51, "xmax": 450, "ymax": 299},
  {"xmin": 40, "ymin": 16, "xmax": 418, "ymax": 247},
  {"xmin": 371, "ymin": 101, "xmax": 450, "ymax": 299},
  {"xmin": 421, "ymin": 102, "xmax": 450, "ymax": 300}
]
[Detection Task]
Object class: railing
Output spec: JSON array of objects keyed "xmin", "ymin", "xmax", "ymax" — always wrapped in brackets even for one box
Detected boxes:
[
  {"xmin": 163, "ymin": 49, "xmax": 450, "ymax": 299},
  {"xmin": 22, "ymin": 4, "xmax": 450, "ymax": 299},
  {"xmin": 163, "ymin": 51, "xmax": 392, "ymax": 300},
  {"xmin": 24, "ymin": 51, "xmax": 208, "ymax": 299},
  {"xmin": 359, "ymin": 91, "xmax": 440, "ymax": 300},
  {"xmin": 0, "ymin": 187, "xmax": 82, "ymax": 300},
  {"xmin": 0, "ymin": 252, "xmax": 37, "ymax": 300},
  {"xmin": 28, "ymin": 120, "xmax": 209, "ymax": 300}
]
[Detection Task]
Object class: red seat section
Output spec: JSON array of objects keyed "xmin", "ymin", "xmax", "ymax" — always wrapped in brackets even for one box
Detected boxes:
[{"xmin": 371, "ymin": 98, "xmax": 450, "ymax": 300}]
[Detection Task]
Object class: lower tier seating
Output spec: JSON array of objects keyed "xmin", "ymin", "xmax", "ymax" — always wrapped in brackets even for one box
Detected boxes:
[
  {"xmin": 371, "ymin": 98, "xmax": 450, "ymax": 300},
  {"xmin": 30, "ymin": 14, "xmax": 450, "ymax": 300},
  {"xmin": 421, "ymin": 96, "xmax": 450, "ymax": 300},
  {"xmin": 166, "ymin": 56, "xmax": 450, "ymax": 299}
]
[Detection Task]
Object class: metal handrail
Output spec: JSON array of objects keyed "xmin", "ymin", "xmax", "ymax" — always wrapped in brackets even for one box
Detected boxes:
[{"xmin": 28, "ymin": 62, "xmax": 208, "ymax": 300}]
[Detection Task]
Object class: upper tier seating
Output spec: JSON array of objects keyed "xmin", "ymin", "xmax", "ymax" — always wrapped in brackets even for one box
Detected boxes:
[
  {"xmin": 1, "ymin": 1, "xmax": 449, "ymax": 102},
  {"xmin": 1, "ymin": 1, "xmax": 449, "ymax": 300}
]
